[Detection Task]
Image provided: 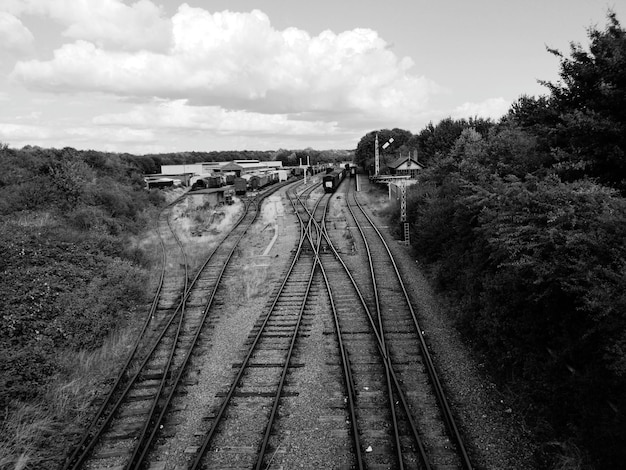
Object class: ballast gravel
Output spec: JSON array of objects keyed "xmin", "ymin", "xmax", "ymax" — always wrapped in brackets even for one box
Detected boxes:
[{"xmin": 147, "ymin": 180, "xmax": 537, "ymax": 469}]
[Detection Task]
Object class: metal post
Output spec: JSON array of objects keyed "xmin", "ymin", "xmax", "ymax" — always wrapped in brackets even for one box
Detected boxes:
[
  {"xmin": 400, "ymin": 181, "xmax": 409, "ymax": 246},
  {"xmin": 374, "ymin": 133, "xmax": 380, "ymax": 177}
]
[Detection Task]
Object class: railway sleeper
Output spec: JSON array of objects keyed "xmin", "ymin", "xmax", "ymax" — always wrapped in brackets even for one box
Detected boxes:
[{"xmin": 231, "ymin": 361, "xmax": 305, "ymax": 368}]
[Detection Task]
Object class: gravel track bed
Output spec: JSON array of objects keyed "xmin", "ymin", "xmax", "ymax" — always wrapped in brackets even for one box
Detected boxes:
[
  {"xmin": 145, "ymin": 189, "xmax": 302, "ymax": 468},
  {"xmin": 354, "ymin": 176, "xmax": 537, "ymax": 469},
  {"xmin": 140, "ymin": 178, "xmax": 536, "ymax": 469}
]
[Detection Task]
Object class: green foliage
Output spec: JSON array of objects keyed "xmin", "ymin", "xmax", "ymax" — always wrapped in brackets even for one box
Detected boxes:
[
  {"xmin": 0, "ymin": 146, "xmax": 161, "ymax": 415},
  {"xmin": 401, "ymin": 16, "xmax": 626, "ymax": 462},
  {"xmin": 523, "ymin": 13, "xmax": 626, "ymax": 191},
  {"xmin": 400, "ymin": 20, "xmax": 626, "ymax": 461},
  {"xmin": 354, "ymin": 128, "xmax": 413, "ymax": 172},
  {"xmin": 409, "ymin": 139, "xmax": 626, "ymax": 465}
]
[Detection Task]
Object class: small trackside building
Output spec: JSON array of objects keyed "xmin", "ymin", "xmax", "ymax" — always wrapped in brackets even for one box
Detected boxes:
[{"xmin": 386, "ymin": 155, "xmax": 423, "ymax": 179}]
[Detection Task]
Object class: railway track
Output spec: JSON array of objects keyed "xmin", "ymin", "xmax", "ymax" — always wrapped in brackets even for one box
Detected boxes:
[
  {"xmin": 63, "ymin": 174, "xmax": 473, "ymax": 469},
  {"xmin": 270, "ymin": 173, "xmax": 473, "ymax": 469},
  {"xmin": 180, "ymin": 181, "xmax": 321, "ymax": 469},
  {"xmin": 325, "ymin": 175, "xmax": 473, "ymax": 469},
  {"xmin": 62, "ymin": 203, "xmax": 188, "ymax": 470},
  {"xmin": 62, "ymin": 184, "xmax": 289, "ymax": 470}
]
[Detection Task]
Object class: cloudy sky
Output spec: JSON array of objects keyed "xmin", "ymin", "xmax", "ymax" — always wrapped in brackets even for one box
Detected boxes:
[{"xmin": 0, "ymin": 0, "xmax": 621, "ymax": 153}]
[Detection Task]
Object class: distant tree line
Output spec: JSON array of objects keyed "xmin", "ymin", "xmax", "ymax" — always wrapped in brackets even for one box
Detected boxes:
[{"xmin": 358, "ymin": 13, "xmax": 625, "ymax": 468}]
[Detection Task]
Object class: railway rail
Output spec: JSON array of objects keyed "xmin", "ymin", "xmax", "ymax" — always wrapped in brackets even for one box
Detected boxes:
[
  {"xmin": 325, "ymin": 176, "xmax": 473, "ymax": 469},
  {"xmin": 62, "ymin": 173, "xmax": 473, "ymax": 469},
  {"xmin": 62, "ymin": 183, "xmax": 290, "ymax": 470},
  {"xmin": 272, "ymin": 174, "xmax": 474, "ymax": 469},
  {"xmin": 186, "ymin": 179, "xmax": 329, "ymax": 469}
]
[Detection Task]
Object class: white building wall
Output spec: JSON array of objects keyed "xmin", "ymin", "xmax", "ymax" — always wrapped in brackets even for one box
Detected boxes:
[{"xmin": 160, "ymin": 164, "xmax": 204, "ymax": 175}]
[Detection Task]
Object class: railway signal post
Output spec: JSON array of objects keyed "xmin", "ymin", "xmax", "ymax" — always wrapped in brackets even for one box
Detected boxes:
[{"xmin": 400, "ymin": 181, "xmax": 409, "ymax": 246}]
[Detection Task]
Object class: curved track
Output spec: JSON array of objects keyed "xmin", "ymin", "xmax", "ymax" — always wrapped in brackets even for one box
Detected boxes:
[
  {"xmin": 326, "ymin": 175, "xmax": 473, "ymax": 469},
  {"xmin": 62, "ymin": 184, "xmax": 288, "ymax": 470},
  {"xmin": 63, "ymin": 173, "xmax": 473, "ymax": 470}
]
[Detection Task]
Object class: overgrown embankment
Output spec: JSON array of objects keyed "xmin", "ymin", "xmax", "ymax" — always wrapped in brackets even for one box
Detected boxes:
[{"xmin": 0, "ymin": 146, "xmax": 165, "ymax": 469}]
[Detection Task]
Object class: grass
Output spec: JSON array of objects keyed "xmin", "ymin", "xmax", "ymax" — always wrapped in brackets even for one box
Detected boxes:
[
  {"xmin": 0, "ymin": 327, "xmax": 139, "ymax": 470},
  {"xmin": 242, "ymin": 264, "xmax": 269, "ymax": 300}
]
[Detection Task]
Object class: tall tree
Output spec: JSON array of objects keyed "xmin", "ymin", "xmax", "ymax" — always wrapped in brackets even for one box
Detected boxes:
[
  {"xmin": 354, "ymin": 128, "xmax": 412, "ymax": 173},
  {"xmin": 540, "ymin": 13, "xmax": 626, "ymax": 190}
]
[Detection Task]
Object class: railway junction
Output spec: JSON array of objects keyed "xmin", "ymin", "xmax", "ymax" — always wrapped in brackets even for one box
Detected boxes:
[{"xmin": 61, "ymin": 173, "xmax": 534, "ymax": 470}]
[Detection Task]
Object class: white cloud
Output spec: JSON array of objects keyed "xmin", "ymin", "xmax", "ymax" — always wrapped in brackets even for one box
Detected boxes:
[
  {"xmin": 66, "ymin": 125, "xmax": 154, "ymax": 143},
  {"xmin": 0, "ymin": 121, "xmax": 154, "ymax": 147},
  {"xmin": 3, "ymin": 0, "xmax": 171, "ymax": 51},
  {"xmin": 0, "ymin": 122, "xmax": 52, "ymax": 140},
  {"xmin": 93, "ymin": 99, "xmax": 339, "ymax": 136},
  {"xmin": 10, "ymin": 5, "xmax": 441, "ymax": 125},
  {"xmin": 0, "ymin": 12, "xmax": 34, "ymax": 54},
  {"xmin": 452, "ymin": 97, "xmax": 510, "ymax": 120}
]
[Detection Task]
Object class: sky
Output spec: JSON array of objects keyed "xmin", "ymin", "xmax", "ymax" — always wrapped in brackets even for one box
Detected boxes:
[{"xmin": 0, "ymin": 0, "xmax": 622, "ymax": 154}]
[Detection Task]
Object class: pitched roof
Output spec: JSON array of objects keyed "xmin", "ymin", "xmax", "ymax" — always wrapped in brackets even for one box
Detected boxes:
[
  {"xmin": 386, "ymin": 155, "xmax": 422, "ymax": 169},
  {"xmin": 220, "ymin": 162, "xmax": 244, "ymax": 171}
]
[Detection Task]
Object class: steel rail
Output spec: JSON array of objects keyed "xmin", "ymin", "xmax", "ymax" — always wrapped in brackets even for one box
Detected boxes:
[
  {"xmin": 291, "ymin": 184, "xmax": 366, "ymax": 469},
  {"xmin": 135, "ymin": 185, "xmax": 291, "ymax": 467},
  {"xmin": 310, "ymin": 181, "xmax": 432, "ymax": 469},
  {"xmin": 189, "ymin": 184, "xmax": 313, "ymax": 470},
  {"xmin": 121, "ymin": 205, "xmax": 192, "ymax": 469},
  {"xmin": 253, "ymin": 186, "xmax": 323, "ymax": 469},
  {"xmin": 130, "ymin": 198, "xmax": 267, "ymax": 468},
  {"xmin": 316, "ymin": 182, "xmax": 406, "ymax": 468},
  {"xmin": 62, "ymin": 202, "xmax": 186, "ymax": 470},
  {"xmin": 350, "ymin": 181, "xmax": 473, "ymax": 470},
  {"xmin": 65, "ymin": 193, "xmax": 257, "ymax": 469},
  {"xmin": 338, "ymin": 184, "xmax": 406, "ymax": 467}
]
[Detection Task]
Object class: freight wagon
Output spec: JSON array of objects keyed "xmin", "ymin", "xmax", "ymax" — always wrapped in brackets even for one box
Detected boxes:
[
  {"xmin": 249, "ymin": 174, "xmax": 269, "ymax": 190},
  {"xmin": 233, "ymin": 177, "xmax": 248, "ymax": 195},
  {"xmin": 191, "ymin": 175, "xmax": 223, "ymax": 190}
]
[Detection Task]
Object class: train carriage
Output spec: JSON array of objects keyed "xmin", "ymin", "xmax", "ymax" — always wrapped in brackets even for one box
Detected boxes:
[{"xmin": 323, "ymin": 168, "xmax": 346, "ymax": 193}]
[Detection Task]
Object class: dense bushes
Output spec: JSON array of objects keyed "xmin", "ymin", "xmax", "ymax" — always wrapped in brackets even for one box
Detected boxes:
[
  {"xmin": 408, "ymin": 135, "xmax": 626, "ymax": 467},
  {"xmin": 0, "ymin": 146, "xmax": 164, "ymax": 413},
  {"xmin": 373, "ymin": 13, "xmax": 626, "ymax": 468}
]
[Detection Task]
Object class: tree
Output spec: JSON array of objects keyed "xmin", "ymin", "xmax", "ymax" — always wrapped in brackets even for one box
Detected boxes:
[
  {"xmin": 408, "ymin": 117, "xmax": 494, "ymax": 166},
  {"xmin": 354, "ymin": 128, "xmax": 412, "ymax": 173},
  {"xmin": 539, "ymin": 12, "xmax": 626, "ymax": 191}
]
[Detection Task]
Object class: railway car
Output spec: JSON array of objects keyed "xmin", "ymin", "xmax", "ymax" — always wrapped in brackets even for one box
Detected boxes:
[
  {"xmin": 234, "ymin": 177, "xmax": 247, "ymax": 195},
  {"xmin": 208, "ymin": 175, "xmax": 223, "ymax": 188},
  {"xmin": 323, "ymin": 168, "xmax": 346, "ymax": 193},
  {"xmin": 224, "ymin": 188, "xmax": 235, "ymax": 205},
  {"xmin": 191, "ymin": 175, "xmax": 223, "ymax": 190},
  {"xmin": 147, "ymin": 178, "xmax": 174, "ymax": 189},
  {"xmin": 249, "ymin": 174, "xmax": 269, "ymax": 190}
]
